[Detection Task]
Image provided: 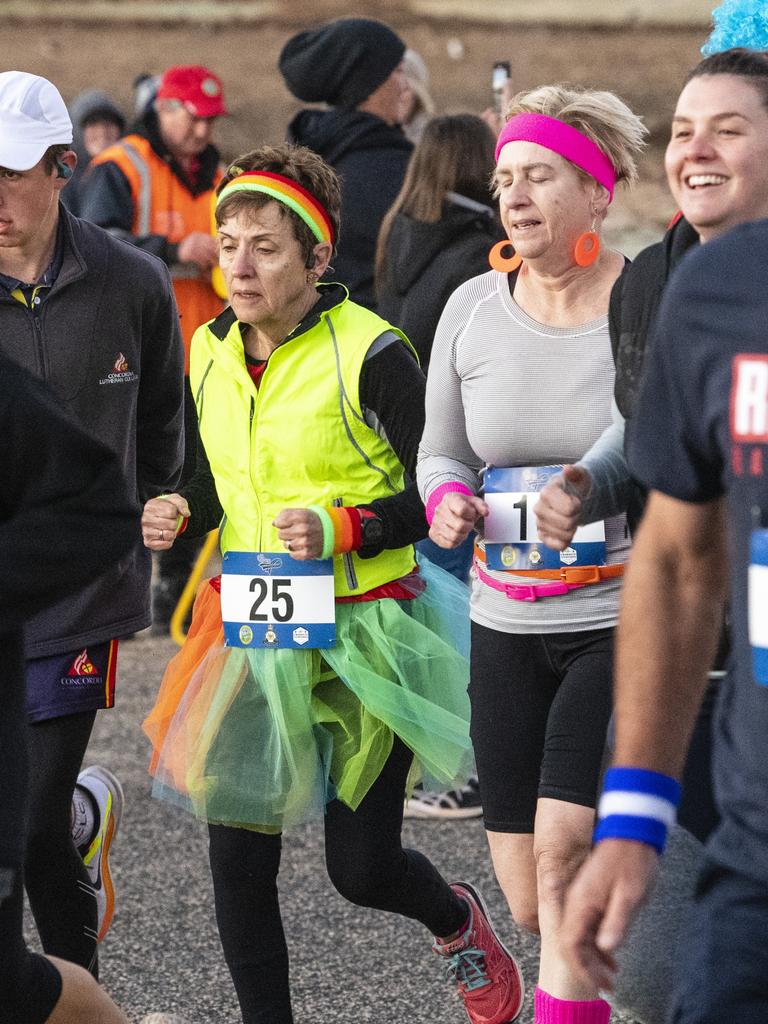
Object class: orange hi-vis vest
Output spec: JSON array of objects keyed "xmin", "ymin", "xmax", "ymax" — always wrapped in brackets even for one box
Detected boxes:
[{"xmin": 92, "ymin": 134, "xmax": 224, "ymax": 369}]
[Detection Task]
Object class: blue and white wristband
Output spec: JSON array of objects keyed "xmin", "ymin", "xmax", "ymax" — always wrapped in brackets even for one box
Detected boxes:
[{"xmin": 594, "ymin": 767, "xmax": 681, "ymax": 855}]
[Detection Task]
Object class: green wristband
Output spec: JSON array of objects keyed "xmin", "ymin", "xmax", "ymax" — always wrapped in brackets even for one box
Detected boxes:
[
  {"xmin": 308, "ymin": 506, "xmax": 335, "ymax": 560},
  {"xmin": 156, "ymin": 494, "xmax": 186, "ymax": 535}
]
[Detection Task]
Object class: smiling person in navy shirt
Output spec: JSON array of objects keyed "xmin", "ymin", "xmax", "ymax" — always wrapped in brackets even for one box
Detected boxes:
[{"xmin": 562, "ymin": 216, "xmax": 768, "ymax": 1020}]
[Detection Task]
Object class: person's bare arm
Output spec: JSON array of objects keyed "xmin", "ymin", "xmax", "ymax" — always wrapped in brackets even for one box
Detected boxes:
[
  {"xmin": 46, "ymin": 956, "xmax": 128, "ymax": 1023},
  {"xmin": 561, "ymin": 490, "xmax": 728, "ymax": 991}
]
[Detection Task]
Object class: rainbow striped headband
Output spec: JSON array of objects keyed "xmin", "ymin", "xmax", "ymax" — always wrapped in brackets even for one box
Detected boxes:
[{"xmin": 216, "ymin": 170, "xmax": 335, "ymax": 244}]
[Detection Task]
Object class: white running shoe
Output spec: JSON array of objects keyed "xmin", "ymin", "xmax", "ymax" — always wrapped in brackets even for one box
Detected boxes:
[
  {"xmin": 404, "ymin": 776, "xmax": 483, "ymax": 820},
  {"xmin": 140, "ymin": 1016, "xmax": 189, "ymax": 1024},
  {"xmin": 74, "ymin": 764, "xmax": 124, "ymax": 942}
]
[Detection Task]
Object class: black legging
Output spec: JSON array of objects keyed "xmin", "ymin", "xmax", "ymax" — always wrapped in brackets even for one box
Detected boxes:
[
  {"xmin": 0, "ymin": 876, "xmax": 62, "ymax": 1024},
  {"xmin": 0, "ymin": 630, "xmax": 62, "ymax": 1024},
  {"xmin": 25, "ymin": 709, "xmax": 99, "ymax": 974},
  {"xmin": 208, "ymin": 735, "xmax": 467, "ymax": 1024}
]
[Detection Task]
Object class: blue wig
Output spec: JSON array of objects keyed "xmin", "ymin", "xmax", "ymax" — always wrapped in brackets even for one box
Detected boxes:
[{"xmin": 703, "ymin": 0, "xmax": 768, "ymax": 55}]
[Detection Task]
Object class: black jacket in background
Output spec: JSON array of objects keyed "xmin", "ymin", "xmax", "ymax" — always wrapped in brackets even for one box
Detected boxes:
[
  {"xmin": 287, "ymin": 108, "xmax": 412, "ymax": 311},
  {"xmin": 0, "ymin": 358, "xmax": 138, "ymax": 871},
  {"xmin": 610, "ymin": 214, "xmax": 699, "ymax": 420},
  {"xmin": 376, "ymin": 195, "xmax": 500, "ymax": 369},
  {"xmin": 0, "ymin": 207, "xmax": 185, "ymax": 657},
  {"xmin": 608, "ymin": 215, "xmax": 699, "ymax": 534},
  {"xmin": 612, "ymin": 216, "xmax": 698, "ymax": 530},
  {"xmin": 609, "ymin": 213, "xmax": 728, "ymax": 671},
  {"xmin": 60, "ymin": 89, "xmax": 125, "ymax": 219}
]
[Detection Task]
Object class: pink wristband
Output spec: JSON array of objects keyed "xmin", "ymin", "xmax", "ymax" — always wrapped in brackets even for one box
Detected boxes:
[{"xmin": 425, "ymin": 481, "xmax": 474, "ymax": 525}]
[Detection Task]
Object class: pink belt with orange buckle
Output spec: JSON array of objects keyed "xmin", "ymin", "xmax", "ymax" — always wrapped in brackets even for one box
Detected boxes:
[{"xmin": 473, "ymin": 557, "xmax": 623, "ymax": 602}]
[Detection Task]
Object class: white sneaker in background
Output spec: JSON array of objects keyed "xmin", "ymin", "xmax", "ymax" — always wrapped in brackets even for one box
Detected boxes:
[
  {"xmin": 404, "ymin": 776, "xmax": 483, "ymax": 819},
  {"xmin": 73, "ymin": 764, "xmax": 124, "ymax": 941},
  {"xmin": 140, "ymin": 1015, "xmax": 189, "ymax": 1024}
]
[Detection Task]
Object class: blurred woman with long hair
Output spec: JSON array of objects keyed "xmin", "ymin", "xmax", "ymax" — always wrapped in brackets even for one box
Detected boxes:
[{"xmin": 376, "ymin": 114, "xmax": 499, "ymax": 371}]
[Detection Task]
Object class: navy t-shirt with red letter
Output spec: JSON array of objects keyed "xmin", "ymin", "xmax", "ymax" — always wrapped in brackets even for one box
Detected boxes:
[{"xmin": 628, "ymin": 219, "xmax": 768, "ymax": 882}]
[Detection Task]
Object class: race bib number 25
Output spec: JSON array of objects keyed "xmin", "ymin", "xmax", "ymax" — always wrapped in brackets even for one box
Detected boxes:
[{"xmin": 221, "ymin": 551, "xmax": 336, "ymax": 649}]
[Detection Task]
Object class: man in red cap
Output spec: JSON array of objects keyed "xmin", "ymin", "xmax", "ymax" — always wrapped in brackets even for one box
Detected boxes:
[{"xmin": 82, "ymin": 64, "xmax": 228, "ymax": 632}]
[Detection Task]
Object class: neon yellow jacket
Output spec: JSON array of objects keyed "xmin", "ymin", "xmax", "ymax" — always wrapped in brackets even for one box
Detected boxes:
[{"xmin": 190, "ymin": 287, "xmax": 417, "ymax": 597}]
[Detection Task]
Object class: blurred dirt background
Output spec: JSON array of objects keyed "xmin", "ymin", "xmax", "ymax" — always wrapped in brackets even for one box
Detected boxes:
[{"xmin": 2, "ymin": 4, "xmax": 717, "ymax": 252}]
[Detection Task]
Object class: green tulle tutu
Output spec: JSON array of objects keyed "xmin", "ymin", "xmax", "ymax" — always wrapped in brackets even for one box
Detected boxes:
[{"xmin": 144, "ymin": 558, "xmax": 472, "ymax": 832}]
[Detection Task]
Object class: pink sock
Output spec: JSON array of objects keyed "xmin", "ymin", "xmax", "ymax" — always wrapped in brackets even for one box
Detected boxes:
[{"xmin": 534, "ymin": 987, "xmax": 611, "ymax": 1024}]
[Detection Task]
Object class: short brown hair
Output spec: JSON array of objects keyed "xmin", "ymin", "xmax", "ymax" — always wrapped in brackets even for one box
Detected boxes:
[
  {"xmin": 216, "ymin": 144, "xmax": 341, "ymax": 263},
  {"xmin": 42, "ymin": 143, "xmax": 69, "ymax": 175}
]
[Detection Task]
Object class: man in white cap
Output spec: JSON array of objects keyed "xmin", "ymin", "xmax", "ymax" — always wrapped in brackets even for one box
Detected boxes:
[{"xmin": 0, "ymin": 70, "xmax": 184, "ymax": 982}]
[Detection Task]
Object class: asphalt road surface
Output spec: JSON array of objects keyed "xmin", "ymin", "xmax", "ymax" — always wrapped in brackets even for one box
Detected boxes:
[{"xmin": 45, "ymin": 629, "xmax": 648, "ymax": 1024}]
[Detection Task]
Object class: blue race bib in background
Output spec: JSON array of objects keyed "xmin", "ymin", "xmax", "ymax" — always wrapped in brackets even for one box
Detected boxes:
[{"xmin": 749, "ymin": 529, "xmax": 768, "ymax": 685}]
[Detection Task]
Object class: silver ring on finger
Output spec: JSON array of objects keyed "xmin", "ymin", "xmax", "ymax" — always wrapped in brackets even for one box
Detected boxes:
[{"xmin": 158, "ymin": 528, "xmax": 164, "ymax": 541}]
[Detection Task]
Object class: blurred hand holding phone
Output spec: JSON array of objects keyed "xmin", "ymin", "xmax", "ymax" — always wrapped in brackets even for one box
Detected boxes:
[
  {"xmin": 480, "ymin": 61, "xmax": 512, "ymax": 136},
  {"xmin": 492, "ymin": 61, "xmax": 512, "ymax": 115}
]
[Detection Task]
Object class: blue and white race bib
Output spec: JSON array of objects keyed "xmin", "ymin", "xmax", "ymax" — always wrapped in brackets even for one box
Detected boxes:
[
  {"xmin": 483, "ymin": 465, "xmax": 606, "ymax": 572},
  {"xmin": 221, "ymin": 552, "xmax": 336, "ymax": 649},
  {"xmin": 749, "ymin": 530, "xmax": 768, "ymax": 685}
]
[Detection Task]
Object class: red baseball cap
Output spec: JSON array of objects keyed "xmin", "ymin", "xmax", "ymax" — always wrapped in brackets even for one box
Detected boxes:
[{"xmin": 157, "ymin": 65, "xmax": 228, "ymax": 118}]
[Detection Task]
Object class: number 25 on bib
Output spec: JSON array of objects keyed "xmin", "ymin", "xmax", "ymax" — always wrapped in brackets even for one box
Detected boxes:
[{"xmin": 221, "ymin": 552, "xmax": 336, "ymax": 649}]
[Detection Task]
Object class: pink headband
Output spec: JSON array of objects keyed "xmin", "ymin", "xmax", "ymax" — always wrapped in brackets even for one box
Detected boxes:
[{"xmin": 495, "ymin": 113, "xmax": 616, "ymax": 202}]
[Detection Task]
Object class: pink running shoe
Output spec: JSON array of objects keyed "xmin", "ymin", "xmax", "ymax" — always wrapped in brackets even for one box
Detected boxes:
[{"xmin": 433, "ymin": 881, "xmax": 524, "ymax": 1024}]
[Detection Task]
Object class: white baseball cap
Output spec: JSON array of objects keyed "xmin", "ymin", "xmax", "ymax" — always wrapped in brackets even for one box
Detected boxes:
[{"xmin": 0, "ymin": 71, "xmax": 73, "ymax": 172}]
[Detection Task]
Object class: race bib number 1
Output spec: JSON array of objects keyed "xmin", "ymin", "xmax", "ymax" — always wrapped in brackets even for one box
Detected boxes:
[
  {"xmin": 483, "ymin": 465, "xmax": 606, "ymax": 571},
  {"xmin": 221, "ymin": 552, "xmax": 336, "ymax": 649}
]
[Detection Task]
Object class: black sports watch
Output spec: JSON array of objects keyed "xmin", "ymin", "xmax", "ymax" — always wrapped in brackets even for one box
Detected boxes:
[{"xmin": 360, "ymin": 513, "xmax": 384, "ymax": 552}]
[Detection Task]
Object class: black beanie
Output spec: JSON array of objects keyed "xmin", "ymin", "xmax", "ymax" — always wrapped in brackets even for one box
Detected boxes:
[{"xmin": 279, "ymin": 17, "xmax": 405, "ymax": 108}]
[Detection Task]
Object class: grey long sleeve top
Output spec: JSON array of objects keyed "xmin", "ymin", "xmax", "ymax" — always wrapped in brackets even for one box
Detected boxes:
[{"xmin": 417, "ymin": 270, "xmax": 630, "ymax": 634}]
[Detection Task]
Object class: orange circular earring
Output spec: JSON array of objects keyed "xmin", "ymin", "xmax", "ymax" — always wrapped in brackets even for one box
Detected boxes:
[
  {"xmin": 574, "ymin": 230, "xmax": 600, "ymax": 267},
  {"xmin": 488, "ymin": 240, "xmax": 523, "ymax": 273}
]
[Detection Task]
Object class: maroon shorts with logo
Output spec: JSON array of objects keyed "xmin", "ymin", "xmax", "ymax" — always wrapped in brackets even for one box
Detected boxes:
[{"xmin": 25, "ymin": 640, "xmax": 118, "ymax": 723}]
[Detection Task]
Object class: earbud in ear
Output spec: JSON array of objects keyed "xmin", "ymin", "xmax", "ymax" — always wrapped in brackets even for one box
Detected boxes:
[{"xmin": 56, "ymin": 159, "xmax": 73, "ymax": 180}]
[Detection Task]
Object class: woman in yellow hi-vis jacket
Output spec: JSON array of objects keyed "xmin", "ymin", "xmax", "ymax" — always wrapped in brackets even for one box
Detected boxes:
[{"xmin": 139, "ymin": 144, "xmax": 524, "ymax": 1024}]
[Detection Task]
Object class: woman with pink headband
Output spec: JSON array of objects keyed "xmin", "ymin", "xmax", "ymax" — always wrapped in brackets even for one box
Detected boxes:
[
  {"xmin": 418, "ymin": 85, "xmax": 646, "ymax": 1024},
  {"xmin": 138, "ymin": 144, "xmax": 523, "ymax": 1024}
]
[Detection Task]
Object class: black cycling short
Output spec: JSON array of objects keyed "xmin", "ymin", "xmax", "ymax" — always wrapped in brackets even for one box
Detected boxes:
[{"xmin": 469, "ymin": 621, "xmax": 614, "ymax": 833}]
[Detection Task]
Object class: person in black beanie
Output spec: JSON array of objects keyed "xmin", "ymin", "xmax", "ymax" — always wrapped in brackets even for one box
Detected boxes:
[{"xmin": 279, "ymin": 17, "xmax": 413, "ymax": 310}]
